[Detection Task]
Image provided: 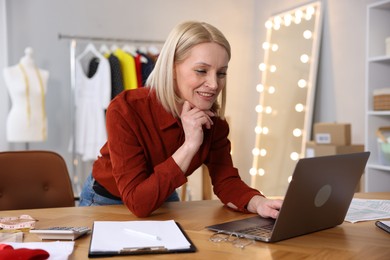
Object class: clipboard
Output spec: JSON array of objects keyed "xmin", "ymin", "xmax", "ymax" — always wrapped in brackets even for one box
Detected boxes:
[{"xmin": 88, "ymin": 220, "xmax": 196, "ymax": 257}]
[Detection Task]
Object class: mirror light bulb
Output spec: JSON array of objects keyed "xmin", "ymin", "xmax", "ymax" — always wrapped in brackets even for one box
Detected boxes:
[
  {"xmin": 293, "ymin": 128, "xmax": 302, "ymax": 137},
  {"xmin": 294, "ymin": 9, "xmax": 303, "ymax": 24},
  {"xmin": 271, "ymin": 44, "xmax": 279, "ymax": 52},
  {"xmin": 252, "ymin": 148, "xmax": 260, "ymax": 156},
  {"xmin": 260, "ymin": 149, "xmax": 267, "ymax": 156},
  {"xmin": 294, "ymin": 16, "xmax": 302, "ymax": 24},
  {"xmin": 262, "ymin": 127, "xmax": 269, "ymax": 134},
  {"xmin": 265, "ymin": 20, "xmax": 273, "ymax": 29},
  {"xmin": 255, "ymin": 126, "xmax": 262, "ymax": 134},
  {"xmin": 298, "ymin": 79, "xmax": 307, "ymax": 88},
  {"xmin": 262, "ymin": 42, "xmax": 270, "ymax": 50},
  {"xmin": 274, "ymin": 16, "xmax": 282, "ymax": 25},
  {"xmin": 259, "ymin": 63, "xmax": 266, "ymax": 71},
  {"xmin": 268, "ymin": 86, "xmax": 276, "ymax": 94},
  {"xmin": 306, "ymin": 6, "xmax": 315, "ymax": 16},
  {"xmin": 305, "ymin": 6, "xmax": 314, "ymax": 21},
  {"xmin": 255, "ymin": 105, "xmax": 263, "ymax": 113},
  {"xmin": 303, "ymin": 30, "xmax": 312, "ymax": 39},
  {"xmin": 273, "ymin": 16, "xmax": 281, "ymax": 30},
  {"xmin": 295, "ymin": 9, "xmax": 303, "ymax": 19},
  {"xmin": 258, "ymin": 168, "xmax": 265, "ymax": 176},
  {"xmin": 270, "ymin": 65, "xmax": 277, "ymax": 72},
  {"xmin": 284, "ymin": 14, "xmax": 292, "ymax": 26},
  {"xmin": 256, "ymin": 84, "xmax": 264, "ymax": 92},
  {"xmin": 288, "ymin": 175, "xmax": 292, "ymax": 183},
  {"xmin": 290, "ymin": 152, "xmax": 300, "ymax": 161},
  {"xmin": 265, "ymin": 106, "xmax": 272, "ymax": 114},
  {"xmin": 305, "ymin": 13, "xmax": 313, "ymax": 21},
  {"xmin": 249, "ymin": 168, "xmax": 257, "ymax": 176},
  {"xmin": 300, "ymin": 54, "xmax": 309, "ymax": 63},
  {"xmin": 295, "ymin": 103, "xmax": 304, "ymax": 112}
]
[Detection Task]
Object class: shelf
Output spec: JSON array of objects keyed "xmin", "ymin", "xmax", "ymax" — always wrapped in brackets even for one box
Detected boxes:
[
  {"xmin": 368, "ymin": 110, "xmax": 390, "ymax": 116},
  {"xmin": 367, "ymin": 163, "xmax": 390, "ymax": 171},
  {"xmin": 369, "ymin": 0, "xmax": 390, "ymax": 10},
  {"xmin": 365, "ymin": 0, "xmax": 390, "ymax": 192},
  {"xmin": 368, "ymin": 56, "xmax": 390, "ymax": 63}
]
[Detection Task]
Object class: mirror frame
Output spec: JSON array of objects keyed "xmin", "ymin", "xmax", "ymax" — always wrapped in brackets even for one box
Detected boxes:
[{"xmin": 251, "ymin": 1, "xmax": 323, "ymax": 196}]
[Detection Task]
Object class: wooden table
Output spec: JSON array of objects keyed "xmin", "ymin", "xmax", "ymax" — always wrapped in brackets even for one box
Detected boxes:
[{"xmin": 1, "ymin": 193, "xmax": 389, "ymax": 259}]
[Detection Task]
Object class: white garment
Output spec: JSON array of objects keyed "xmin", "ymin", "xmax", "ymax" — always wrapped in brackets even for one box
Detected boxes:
[
  {"xmin": 75, "ymin": 45, "xmax": 111, "ymax": 161},
  {"xmin": 3, "ymin": 55, "xmax": 49, "ymax": 142}
]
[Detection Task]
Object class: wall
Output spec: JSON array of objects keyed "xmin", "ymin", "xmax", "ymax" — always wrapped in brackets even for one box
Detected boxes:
[
  {"xmin": 0, "ymin": 0, "xmax": 383, "ymax": 197},
  {"xmin": 0, "ymin": 0, "xmax": 8, "ymax": 151},
  {"xmin": 315, "ymin": 0, "xmax": 378, "ymax": 143}
]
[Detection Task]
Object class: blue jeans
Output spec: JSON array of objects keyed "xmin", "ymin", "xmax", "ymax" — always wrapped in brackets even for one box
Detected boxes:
[{"xmin": 79, "ymin": 174, "xmax": 180, "ymax": 206}]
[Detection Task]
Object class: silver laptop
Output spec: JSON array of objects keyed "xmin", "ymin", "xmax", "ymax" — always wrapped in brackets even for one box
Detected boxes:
[{"xmin": 207, "ymin": 152, "xmax": 370, "ymax": 243}]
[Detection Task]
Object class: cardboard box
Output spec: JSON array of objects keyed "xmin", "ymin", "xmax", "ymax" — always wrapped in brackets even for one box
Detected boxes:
[
  {"xmin": 305, "ymin": 141, "xmax": 364, "ymax": 158},
  {"xmin": 314, "ymin": 123, "xmax": 351, "ymax": 146}
]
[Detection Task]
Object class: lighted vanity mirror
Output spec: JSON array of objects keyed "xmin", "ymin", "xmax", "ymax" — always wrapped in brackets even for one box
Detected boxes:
[{"xmin": 251, "ymin": 2, "xmax": 322, "ymax": 196}]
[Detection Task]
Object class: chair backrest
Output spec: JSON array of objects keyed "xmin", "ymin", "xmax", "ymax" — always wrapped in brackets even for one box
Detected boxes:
[{"xmin": 0, "ymin": 150, "xmax": 75, "ymax": 210}]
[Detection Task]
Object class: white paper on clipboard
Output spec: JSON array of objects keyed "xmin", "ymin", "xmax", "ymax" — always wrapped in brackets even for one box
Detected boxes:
[{"xmin": 89, "ymin": 220, "xmax": 191, "ymax": 252}]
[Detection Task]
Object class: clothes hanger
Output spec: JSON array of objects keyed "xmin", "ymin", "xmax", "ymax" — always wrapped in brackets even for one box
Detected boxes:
[
  {"xmin": 122, "ymin": 44, "xmax": 138, "ymax": 57},
  {"xmin": 122, "ymin": 44, "xmax": 148, "ymax": 63},
  {"xmin": 99, "ymin": 44, "xmax": 110, "ymax": 55},
  {"xmin": 138, "ymin": 46, "xmax": 148, "ymax": 54},
  {"xmin": 76, "ymin": 43, "xmax": 101, "ymax": 61},
  {"xmin": 110, "ymin": 44, "xmax": 119, "ymax": 52},
  {"xmin": 137, "ymin": 46, "xmax": 149, "ymax": 63},
  {"xmin": 148, "ymin": 46, "xmax": 160, "ymax": 56}
]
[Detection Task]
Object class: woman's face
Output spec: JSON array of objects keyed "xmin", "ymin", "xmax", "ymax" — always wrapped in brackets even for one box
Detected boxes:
[{"xmin": 174, "ymin": 42, "xmax": 229, "ymax": 112}]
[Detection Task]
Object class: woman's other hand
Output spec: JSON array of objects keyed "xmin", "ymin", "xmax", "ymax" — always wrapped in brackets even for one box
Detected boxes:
[{"xmin": 247, "ymin": 195, "xmax": 283, "ymax": 219}]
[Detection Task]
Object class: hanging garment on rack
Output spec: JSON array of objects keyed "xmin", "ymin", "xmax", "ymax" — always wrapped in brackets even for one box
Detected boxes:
[
  {"xmin": 102, "ymin": 51, "xmax": 124, "ymax": 99},
  {"xmin": 75, "ymin": 43, "xmax": 111, "ymax": 161},
  {"xmin": 87, "ymin": 57, "xmax": 100, "ymax": 78},
  {"xmin": 107, "ymin": 54, "xmax": 124, "ymax": 99},
  {"xmin": 114, "ymin": 48, "xmax": 138, "ymax": 90},
  {"xmin": 134, "ymin": 54, "xmax": 143, "ymax": 88},
  {"xmin": 139, "ymin": 52, "xmax": 155, "ymax": 86}
]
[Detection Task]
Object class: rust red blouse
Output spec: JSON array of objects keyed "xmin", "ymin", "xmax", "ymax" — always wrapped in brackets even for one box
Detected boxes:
[{"xmin": 92, "ymin": 87, "xmax": 261, "ymax": 217}]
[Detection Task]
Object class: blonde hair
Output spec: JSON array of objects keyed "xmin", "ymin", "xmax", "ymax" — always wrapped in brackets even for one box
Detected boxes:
[{"xmin": 146, "ymin": 21, "xmax": 231, "ymax": 118}]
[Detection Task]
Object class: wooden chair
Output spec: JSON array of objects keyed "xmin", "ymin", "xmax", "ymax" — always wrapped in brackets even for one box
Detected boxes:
[
  {"xmin": 181, "ymin": 165, "xmax": 212, "ymax": 201},
  {"xmin": 0, "ymin": 150, "xmax": 75, "ymax": 210}
]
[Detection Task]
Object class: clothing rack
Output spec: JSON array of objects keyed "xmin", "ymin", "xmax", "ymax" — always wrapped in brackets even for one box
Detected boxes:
[{"xmin": 59, "ymin": 33, "xmax": 164, "ymax": 196}]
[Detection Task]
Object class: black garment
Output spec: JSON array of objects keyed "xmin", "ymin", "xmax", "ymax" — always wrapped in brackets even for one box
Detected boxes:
[
  {"xmin": 87, "ymin": 57, "xmax": 99, "ymax": 78},
  {"xmin": 108, "ymin": 54, "xmax": 124, "ymax": 99},
  {"xmin": 139, "ymin": 52, "xmax": 155, "ymax": 86}
]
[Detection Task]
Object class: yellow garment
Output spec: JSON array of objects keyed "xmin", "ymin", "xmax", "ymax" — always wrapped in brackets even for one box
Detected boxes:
[{"xmin": 114, "ymin": 48, "xmax": 138, "ymax": 90}]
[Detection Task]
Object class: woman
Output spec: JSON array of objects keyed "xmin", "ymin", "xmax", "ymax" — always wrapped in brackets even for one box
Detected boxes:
[{"xmin": 79, "ymin": 21, "xmax": 283, "ymax": 218}]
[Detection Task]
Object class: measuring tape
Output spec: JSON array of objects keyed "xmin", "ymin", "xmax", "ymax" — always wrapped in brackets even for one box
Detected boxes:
[{"xmin": 0, "ymin": 215, "xmax": 36, "ymax": 230}]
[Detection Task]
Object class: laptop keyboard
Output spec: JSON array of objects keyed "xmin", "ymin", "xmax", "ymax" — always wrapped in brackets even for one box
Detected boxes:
[{"xmin": 236, "ymin": 224, "xmax": 274, "ymax": 237}]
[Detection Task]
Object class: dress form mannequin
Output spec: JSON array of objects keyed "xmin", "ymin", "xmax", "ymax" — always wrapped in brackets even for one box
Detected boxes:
[{"xmin": 3, "ymin": 47, "xmax": 49, "ymax": 142}]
